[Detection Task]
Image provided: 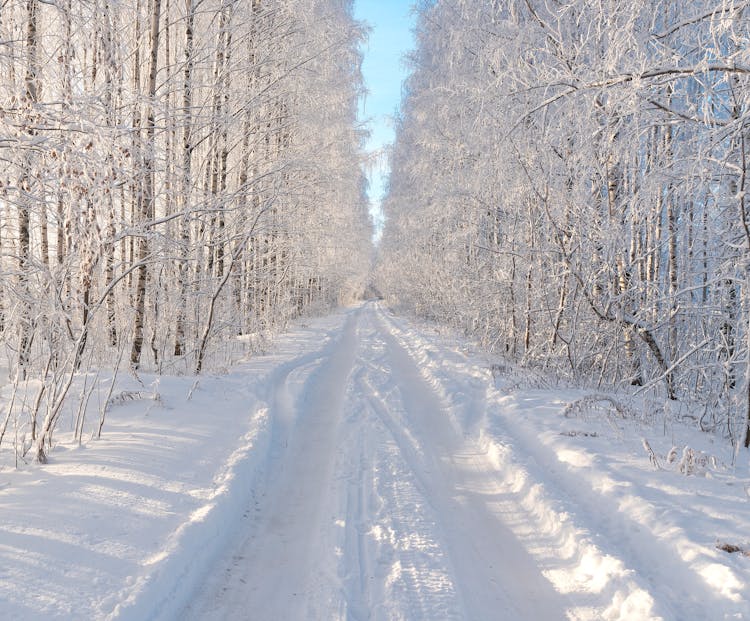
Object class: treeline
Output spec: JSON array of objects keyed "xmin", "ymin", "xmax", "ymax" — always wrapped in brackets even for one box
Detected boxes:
[
  {"xmin": 0, "ymin": 0, "xmax": 371, "ymax": 461},
  {"xmin": 377, "ymin": 1, "xmax": 750, "ymax": 447}
]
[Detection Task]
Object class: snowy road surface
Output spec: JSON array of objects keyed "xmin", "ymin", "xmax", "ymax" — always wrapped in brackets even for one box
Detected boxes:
[
  {"xmin": 179, "ymin": 303, "xmax": 749, "ymax": 621},
  {"xmin": 184, "ymin": 303, "xmax": 565, "ymax": 620},
  {"xmin": 2, "ymin": 302, "xmax": 749, "ymax": 620}
]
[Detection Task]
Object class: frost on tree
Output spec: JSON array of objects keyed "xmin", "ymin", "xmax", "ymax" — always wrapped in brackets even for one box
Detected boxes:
[
  {"xmin": 0, "ymin": 0, "xmax": 371, "ymax": 462},
  {"xmin": 377, "ymin": 0, "xmax": 750, "ymax": 449}
]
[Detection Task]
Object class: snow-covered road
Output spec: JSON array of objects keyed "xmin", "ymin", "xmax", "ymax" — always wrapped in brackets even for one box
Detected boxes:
[
  {"xmin": 184, "ymin": 303, "xmax": 568, "ymax": 620},
  {"xmin": 178, "ymin": 301, "xmax": 750, "ymax": 621},
  {"xmin": 2, "ymin": 302, "xmax": 749, "ymax": 620}
]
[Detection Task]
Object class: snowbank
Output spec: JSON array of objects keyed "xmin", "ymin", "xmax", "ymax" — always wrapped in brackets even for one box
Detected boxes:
[
  {"xmin": 0, "ymin": 311, "xmax": 350, "ymax": 620},
  {"xmin": 380, "ymin": 306, "xmax": 750, "ymax": 620}
]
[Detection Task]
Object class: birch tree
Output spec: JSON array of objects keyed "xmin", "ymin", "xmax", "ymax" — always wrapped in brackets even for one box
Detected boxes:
[
  {"xmin": 379, "ymin": 0, "xmax": 750, "ymax": 447},
  {"xmin": 0, "ymin": 0, "xmax": 371, "ymax": 461}
]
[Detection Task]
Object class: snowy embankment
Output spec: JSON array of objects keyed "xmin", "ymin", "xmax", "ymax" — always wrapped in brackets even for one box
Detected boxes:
[
  {"xmin": 381, "ymin": 308, "xmax": 750, "ymax": 620},
  {"xmin": 1, "ymin": 303, "xmax": 750, "ymax": 620},
  {"xmin": 0, "ymin": 313, "xmax": 348, "ymax": 621}
]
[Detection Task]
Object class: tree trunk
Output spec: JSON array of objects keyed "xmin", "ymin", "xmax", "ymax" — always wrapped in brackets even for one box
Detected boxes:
[
  {"xmin": 130, "ymin": 0, "xmax": 162, "ymax": 369},
  {"xmin": 18, "ymin": 0, "xmax": 40, "ymax": 379},
  {"xmin": 174, "ymin": 0, "xmax": 195, "ymax": 357}
]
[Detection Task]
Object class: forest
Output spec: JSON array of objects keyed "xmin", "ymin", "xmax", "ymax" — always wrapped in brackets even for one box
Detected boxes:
[
  {"xmin": 378, "ymin": 0, "xmax": 750, "ymax": 453},
  {"xmin": 0, "ymin": 0, "xmax": 372, "ymax": 463},
  {"xmin": 2, "ymin": 0, "xmax": 750, "ymax": 464}
]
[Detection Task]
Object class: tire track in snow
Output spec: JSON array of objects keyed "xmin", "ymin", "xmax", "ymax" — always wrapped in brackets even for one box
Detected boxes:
[
  {"xmin": 340, "ymin": 409, "xmax": 372, "ymax": 620},
  {"xmin": 358, "ymin": 308, "xmax": 569, "ymax": 621},
  {"xmin": 376, "ymin": 306, "xmax": 671, "ymax": 620},
  {"xmin": 183, "ymin": 310, "xmax": 361, "ymax": 621},
  {"xmin": 185, "ymin": 303, "xmax": 598, "ymax": 620},
  {"xmin": 338, "ymin": 319, "xmax": 462, "ymax": 621}
]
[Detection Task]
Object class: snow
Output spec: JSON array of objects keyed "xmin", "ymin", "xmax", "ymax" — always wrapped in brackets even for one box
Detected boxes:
[{"xmin": 2, "ymin": 302, "xmax": 750, "ymax": 620}]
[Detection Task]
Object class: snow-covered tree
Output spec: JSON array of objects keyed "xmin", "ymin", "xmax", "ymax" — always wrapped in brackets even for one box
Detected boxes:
[
  {"xmin": 378, "ymin": 0, "xmax": 750, "ymax": 448},
  {"xmin": 0, "ymin": 0, "xmax": 371, "ymax": 461}
]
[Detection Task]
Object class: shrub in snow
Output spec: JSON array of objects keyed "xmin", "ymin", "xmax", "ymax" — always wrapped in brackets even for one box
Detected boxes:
[
  {"xmin": 496, "ymin": 365, "xmax": 554, "ymax": 392},
  {"xmin": 678, "ymin": 446, "xmax": 696, "ymax": 475},
  {"xmin": 642, "ymin": 442, "xmax": 720, "ymax": 477},
  {"xmin": 642, "ymin": 438, "xmax": 660, "ymax": 470},
  {"xmin": 676, "ymin": 446, "xmax": 714, "ymax": 476},
  {"xmin": 716, "ymin": 541, "xmax": 750, "ymax": 557},
  {"xmin": 559, "ymin": 430, "xmax": 598, "ymax": 438},
  {"xmin": 107, "ymin": 390, "xmax": 162, "ymax": 409},
  {"xmin": 562, "ymin": 394, "xmax": 637, "ymax": 421}
]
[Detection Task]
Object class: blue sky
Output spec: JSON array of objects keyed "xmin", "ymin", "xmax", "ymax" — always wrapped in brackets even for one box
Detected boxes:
[{"xmin": 352, "ymin": 0, "xmax": 415, "ymax": 236}]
